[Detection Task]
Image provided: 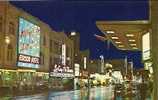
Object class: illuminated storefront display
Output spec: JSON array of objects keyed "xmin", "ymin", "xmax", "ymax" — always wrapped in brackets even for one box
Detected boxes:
[
  {"xmin": 142, "ymin": 32, "xmax": 150, "ymax": 61},
  {"xmin": 17, "ymin": 18, "xmax": 40, "ymax": 68},
  {"xmin": 50, "ymin": 43, "xmax": 74, "ymax": 78}
]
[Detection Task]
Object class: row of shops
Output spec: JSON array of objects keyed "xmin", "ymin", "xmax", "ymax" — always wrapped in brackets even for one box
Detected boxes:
[
  {"xmin": 0, "ymin": 69, "xmax": 49, "ymax": 90},
  {"xmin": 0, "ymin": 2, "xmax": 75, "ymax": 92}
]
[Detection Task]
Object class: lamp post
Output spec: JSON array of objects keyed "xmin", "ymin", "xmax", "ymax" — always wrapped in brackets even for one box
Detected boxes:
[
  {"xmin": 104, "ymin": 40, "xmax": 110, "ymax": 73},
  {"xmin": 100, "ymin": 55, "xmax": 104, "ymax": 74}
]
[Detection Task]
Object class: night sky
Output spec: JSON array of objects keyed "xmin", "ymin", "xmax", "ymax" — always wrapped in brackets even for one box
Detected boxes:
[{"xmin": 10, "ymin": 0, "xmax": 149, "ymax": 69}]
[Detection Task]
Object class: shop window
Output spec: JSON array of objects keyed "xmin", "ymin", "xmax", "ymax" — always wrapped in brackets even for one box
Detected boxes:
[
  {"xmin": 0, "ymin": 16, "xmax": 2, "ymax": 32},
  {"xmin": 9, "ymin": 22, "xmax": 15, "ymax": 35},
  {"xmin": 7, "ymin": 44, "xmax": 13, "ymax": 61}
]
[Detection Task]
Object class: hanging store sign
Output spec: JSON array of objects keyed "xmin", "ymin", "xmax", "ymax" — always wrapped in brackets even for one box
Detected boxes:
[
  {"xmin": 75, "ymin": 63, "xmax": 80, "ymax": 76},
  {"xmin": 62, "ymin": 44, "xmax": 66, "ymax": 65},
  {"xmin": 142, "ymin": 32, "xmax": 150, "ymax": 61},
  {"xmin": 84, "ymin": 57, "xmax": 87, "ymax": 69}
]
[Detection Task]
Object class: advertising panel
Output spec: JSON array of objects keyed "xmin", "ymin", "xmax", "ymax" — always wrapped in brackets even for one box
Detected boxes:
[
  {"xmin": 142, "ymin": 32, "xmax": 150, "ymax": 61},
  {"xmin": 17, "ymin": 18, "xmax": 40, "ymax": 68}
]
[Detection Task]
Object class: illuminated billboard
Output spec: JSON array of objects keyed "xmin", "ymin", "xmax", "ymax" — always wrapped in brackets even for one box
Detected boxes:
[
  {"xmin": 142, "ymin": 32, "xmax": 150, "ymax": 61},
  {"xmin": 17, "ymin": 18, "xmax": 40, "ymax": 68}
]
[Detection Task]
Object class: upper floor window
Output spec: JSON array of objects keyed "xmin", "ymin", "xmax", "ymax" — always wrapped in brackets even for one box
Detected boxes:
[
  {"xmin": 9, "ymin": 22, "xmax": 15, "ymax": 35},
  {"xmin": 0, "ymin": 46, "xmax": 1, "ymax": 61},
  {"xmin": 43, "ymin": 35, "xmax": 46, "ymax": 46},
  {"xmin": 7, "ymin": 44, "xmax": 13, "ymax": 61},
  {"xmin": 49, "ymin": 56, "xmax": 53, "ymax": 66},
  {"xmin": 50, "ymin": 40, "xmax": 52, "ymax": 52},
  {"xmin": 0, "ymin": 16, "xmax": 2, "ymax": 32},
  {"xmin": 54, "ymin": 41, "xmax": 62, "ymax": 54},
  {"xmin": 40, "ymin": 52, "xmax": 44, "ymax": 65}
]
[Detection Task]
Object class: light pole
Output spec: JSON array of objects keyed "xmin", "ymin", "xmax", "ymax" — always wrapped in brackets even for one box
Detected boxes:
[
  {"xmin": 100, "ymin": 55, "xmax": 104, "ymax": 74},
  {"xmin": 124, "ymin": 56, "xmax": 128, "ymax": 79}
]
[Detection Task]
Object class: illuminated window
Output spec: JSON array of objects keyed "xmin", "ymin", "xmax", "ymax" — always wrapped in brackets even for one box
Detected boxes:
[{"xmin": 9, "ymin": 22, "xmax": 15, "ymax": 35}]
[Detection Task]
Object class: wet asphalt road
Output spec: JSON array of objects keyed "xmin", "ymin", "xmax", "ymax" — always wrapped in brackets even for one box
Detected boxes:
[{"xmin": 13, "ymin": 86, "xmax": 114, "ymax": 100}]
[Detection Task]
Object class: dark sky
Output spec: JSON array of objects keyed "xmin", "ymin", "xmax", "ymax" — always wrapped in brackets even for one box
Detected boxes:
[{"xmin": 10, "ymin": 0, "xmax": 149, "ymax": 69}]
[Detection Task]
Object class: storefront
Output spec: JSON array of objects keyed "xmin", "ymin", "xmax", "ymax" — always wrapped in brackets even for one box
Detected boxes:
[
  {"xmin": 49, "ymin": 64, "xmax": 74, "ymax": 90},
  {"xmin": 0, "ymin": 69, "xmax": 17, "ymax": 87},
  {"xmin": 0, "ymin": 69, "xmax": 37, "ymax": 90}
]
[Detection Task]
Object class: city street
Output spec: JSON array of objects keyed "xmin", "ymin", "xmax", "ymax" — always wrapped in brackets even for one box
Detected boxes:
[
  {"xmin": 13, "ymin": 86, "xmax": 114, "ymax": 100},
  {"xmin": 1, "ymin": 0, "xmax": 158, "ymax": 99}
]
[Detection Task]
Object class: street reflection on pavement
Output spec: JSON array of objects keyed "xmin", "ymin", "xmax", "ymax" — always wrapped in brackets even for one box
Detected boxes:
[{"xmin": 14, "ymin": 86, "xmax": 114, "ymax": 100}]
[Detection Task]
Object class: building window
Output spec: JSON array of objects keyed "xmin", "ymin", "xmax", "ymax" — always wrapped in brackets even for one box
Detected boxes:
[
  {"xmin": 7, "ymin": 44, "xmax": 13, "ymax": 61},
  {"xmin": 9, "ymin": 22, "xmax": 15, "ymax": 35},
  {"xmin": 0, "ymin": 16, "xmax": 2, "ymax": 32},
  {"xmin": 40, "ymin": 52, "xmax": 44, "ymax": 65},
  {"xmin": 54, "ymin": 41, "xmax": 62, "ymax": 54},
  {"xmin": 49, "ymin": 56, "xmax": 52, "ymax": 66},
  {"xmin": 0, "ymin": 46, "xmax": 1, "ymax": 60},
  {"xmin": 50, "ymin": 40, "xmax": 53, "ymax": 52},
  {"xmin": 43, "ymin": 35, "xmax": 46, "ymax": 46},
  {"xmin": 54, "ymin": 57, "xmax": 61, "ymax": 65}
]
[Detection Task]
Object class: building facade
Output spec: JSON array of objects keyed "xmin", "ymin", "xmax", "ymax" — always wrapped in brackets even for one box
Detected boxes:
[{"xmin": 0, "ymin": 2, "xmax": 74, "ymax": 90}]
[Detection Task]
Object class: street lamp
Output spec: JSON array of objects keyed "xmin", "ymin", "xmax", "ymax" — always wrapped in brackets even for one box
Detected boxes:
[
  {"xmin": 100, "ymin": 55, "xmax": 104, "ymax": 73},
  {"xmin": 5, "ymin": 36, "xmax": 10, "ymax": 45}
]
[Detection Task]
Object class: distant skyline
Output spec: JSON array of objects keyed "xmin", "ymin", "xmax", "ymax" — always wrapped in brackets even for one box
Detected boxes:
[{"xmin": 11, "ymin": 0, "xmax": 149, "ymax": 68}]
